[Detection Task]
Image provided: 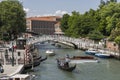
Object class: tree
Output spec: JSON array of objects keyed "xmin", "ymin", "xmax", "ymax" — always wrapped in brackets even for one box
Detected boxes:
[
  {"xmin": 114, "ymin": 36, "xmax": 120, "ymax": 59},
  {"xmin": 109, "ymin": 22, "xmax": 120, "ymax": 40},
  {"xmin": 0, "ymin": 0, "xmax": 26, "ymax": 40},
  {"xmin": 59, "ymin": 0, "xmax": 119, "ymax": 40},
  {"xmin": 99, "ymin": 0, "xmax": 106, "ymax": 8},
  {"xmin": 88, "ymin": 30, "xmax": 104, "ymax": 41},
  {"xmin": 98, "ymin": 2, "xmax": 120, "ymax": 36},
  {"xmin": 60, "ymin": 14, "xmax": 70, "ymax": 33},
  {"xmin": 110, "ymin": 0, "xmax": 117, "ymax": 2},
  {"xmin": 66, "ymin": 11, "xmax": 81, "ymax": 37}
]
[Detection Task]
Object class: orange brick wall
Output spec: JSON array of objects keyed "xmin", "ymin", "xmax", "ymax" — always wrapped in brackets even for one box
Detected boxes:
[{"xmin": 106, "ymin": 41, "xmax": 119, "ymax": 52}]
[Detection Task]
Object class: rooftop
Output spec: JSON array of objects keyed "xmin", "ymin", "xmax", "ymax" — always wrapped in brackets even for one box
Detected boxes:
[{"xmin": 27, "ymin": 16, "xmax": 61, "ymax": 21}]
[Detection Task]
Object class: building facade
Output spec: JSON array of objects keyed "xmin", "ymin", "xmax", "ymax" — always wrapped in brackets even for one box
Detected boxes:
[
  {"xmin": 106, "ymin": 40, "xmax": 119, "ymax": 52},
  {"xmin": 26, "ymin": 16, "xmax": 63, "ymax": 35}
]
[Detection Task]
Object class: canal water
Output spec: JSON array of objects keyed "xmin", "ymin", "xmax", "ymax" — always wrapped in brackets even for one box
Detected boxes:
[{"xmin": 28, "ymin": 42, "xmax": 120, "ymax": 80}]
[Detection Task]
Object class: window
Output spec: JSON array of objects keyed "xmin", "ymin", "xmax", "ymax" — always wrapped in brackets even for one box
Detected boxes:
[
  {"xmin": 18, "ymin": 52, "xmax": 21, "ymax": 56},
  {"xmin": 113, "ymin": 43, "xmax": 116, "ymax": 46}
]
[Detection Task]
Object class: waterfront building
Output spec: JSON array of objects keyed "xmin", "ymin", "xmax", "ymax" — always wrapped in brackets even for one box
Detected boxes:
[
  {"xmin": 26, "ymin": 16, "xmax": 63, "ymax": 35},
  {"xmin": 106, "ymin": 40, "xmax": 119, "ymax": 52}
]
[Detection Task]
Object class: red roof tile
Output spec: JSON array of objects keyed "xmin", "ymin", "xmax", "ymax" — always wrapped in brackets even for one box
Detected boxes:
[{"xmin": 27, "ymin": 16, "xmax": 61, "ymax": 21}]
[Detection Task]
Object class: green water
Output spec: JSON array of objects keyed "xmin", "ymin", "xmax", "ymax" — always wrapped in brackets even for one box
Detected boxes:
[{"xmin": 28, "ymin": 43, "xmax": 120, "ymax": 80}]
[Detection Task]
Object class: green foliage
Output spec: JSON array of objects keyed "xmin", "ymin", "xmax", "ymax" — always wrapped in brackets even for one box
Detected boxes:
[
  {"xmin": 98, "ymin": 2, "xmax": 120, "ymax": 36},
  {"xmin": 88, "ymin": 30, "xmax": 104, "ymax": 40},
  {"xmin": 0, "ymin": 0, "xmax": 26, "ymax": 40},
  {"xmin": 2, "ymin": 33, "xmax": 10, "ymax": 41},
  {"xmin": 66, "ymin": 11, "xmax": 81, "ymax": 37},
  {"xmin": 109, "ymin": 22, "xmax": 120, "ymax": 40},
  {"xmin": 115, "ymin": 36, "xmax": 120, "ymax": 45},
  {"xmin": 60, "ymin": 1, "xmax": 120, "ymax": 41},
  {"xmin": 60, "ymin": 14, "xmax": 70, "ymax": 33}
]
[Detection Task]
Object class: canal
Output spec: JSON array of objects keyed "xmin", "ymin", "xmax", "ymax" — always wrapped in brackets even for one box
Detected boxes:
[{"xmin": 27, "ymin": 42, "xmax": 120, "ymax": 80}]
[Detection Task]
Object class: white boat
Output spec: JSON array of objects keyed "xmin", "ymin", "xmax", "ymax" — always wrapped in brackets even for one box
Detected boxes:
[
  {"xmin": 70, "ymin": 59, "xmax": 99, "ymax": 64},
  {"xmin": 85, "ymin": 48, "xmax": 98, "ymax": 55},
  {"xmin": 45, "ymin": 50, "xmax": 55, "ymax": 56},
  {"xmin": 95, "ymin": 53, "xmax": 112, "ymax": 58},
  {"xmin": 0, "ymin": 74, "xmax": 35, "ymax": 80}
]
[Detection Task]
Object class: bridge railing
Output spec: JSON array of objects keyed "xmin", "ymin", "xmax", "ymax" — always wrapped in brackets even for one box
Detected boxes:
[{"xmin": 26, "ymin": 35, "xmax": 103, "ymax": 50}]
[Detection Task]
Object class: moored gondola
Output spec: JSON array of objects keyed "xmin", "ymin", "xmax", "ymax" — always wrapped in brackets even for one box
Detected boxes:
[
  {"xmin": 40, "ymin": 56, "xmax": 47, "ymax": 62},
  {"xmin": 24, "ymin": 58, "xmax": 41, "ymax": 70},
  {"xmin": 24, "ymin": 56, "xmax": 47, "ymax": 69},
  {"xmin": 56, "ymin": 59, "xmax": 76, "ymax": 72}
]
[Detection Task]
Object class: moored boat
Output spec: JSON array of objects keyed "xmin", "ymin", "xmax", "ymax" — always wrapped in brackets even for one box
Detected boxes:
[
  {"xmin": 0, "ymin": 74, "xmax": 35, "ymax": 80},
  {"xmin": 40, "ymin": 56, "xmax": 47, "ymax": 62},
  {"xmin": 95, "ymin": 53, "xmax": 112, "ymax": 58},
  {"xmin": 85, "ymin": 48, "xmax": 98, "ymax": 55},
  {"xmin": 24, "ymin": 58, "xmax": 41, "ymax": 70}
]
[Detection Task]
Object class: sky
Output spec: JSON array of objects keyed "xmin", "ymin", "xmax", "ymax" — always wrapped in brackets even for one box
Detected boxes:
[
  {"xmin": 1, "ymin": 0, "xmax": 120, "ymax": 17},
  {"xmin": 21, "ymin": 0, "xmax": 101, "ymax": 17}
]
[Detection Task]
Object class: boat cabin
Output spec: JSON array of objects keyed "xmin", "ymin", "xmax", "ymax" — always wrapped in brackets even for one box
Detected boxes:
[{"xmin": 16, "ymin": 37, "xmax": 26, "ymax": 50}]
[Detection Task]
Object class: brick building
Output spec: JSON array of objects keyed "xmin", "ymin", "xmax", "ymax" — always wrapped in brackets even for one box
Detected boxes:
[
  {"xmin": 26, "ymin": 16, "xmax": 63, "ymax": 35},
  {"xmin": 106, "ymin": 40, "xmax": 119, "ymax": 52}
]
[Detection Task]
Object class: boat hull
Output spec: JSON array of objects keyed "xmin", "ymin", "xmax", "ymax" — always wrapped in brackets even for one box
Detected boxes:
[
  {"xmin": 58, "ymin": 64, "xmax": 76, "ymax": 72},
  {"xmin": 95, "ymin": 53, "xmax": 112, "ymax": 58},
  {"xmin": 56, "ymin": 59, "xmax": 76, "ymax": 72},
  {"xmin": 85, "ymin": 51, "xmax": 97, "ymax": 55},
  {"xmin": 24, "ymin": 56, "xmax": 42, "ymax": 69},
  {"xmin": 24, "ymin": 59, "xmax": 40, "ymax": 69},
  {"xmin": 61, "ymin": 56, "xmax": 98, "ymax": 63}
]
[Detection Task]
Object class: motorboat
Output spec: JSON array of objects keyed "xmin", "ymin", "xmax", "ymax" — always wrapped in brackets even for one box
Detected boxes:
[
  {"xmin": 0, "ymin": 74, "xmax": 35, "ymax": 80},
  {"xmin": 59, "ymin": 56, "xmax": 99, "ymax": 64},
  {"xmin": 11, "ymin": 74, "xmax": 35, "ymax": 80},
  {"xmin": 85, "ymin": 48, "xmax": 98, "ymax": 55},
  {"xmin": 95, "ymin": 53, "xmax": 112, "ymax": 58},
  {"xmin": 45, "ymin": 50, "xmax": 55, "ymax": 56}
]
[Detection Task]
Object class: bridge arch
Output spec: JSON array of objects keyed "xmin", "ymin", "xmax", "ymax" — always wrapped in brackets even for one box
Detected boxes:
[
  {"xmin": 67, "ymin": 41, "xmax": 78, "ymax": 49},
  {"xmin": 26, "ymin": 35, "xmax": 102, "ymax": 50}
]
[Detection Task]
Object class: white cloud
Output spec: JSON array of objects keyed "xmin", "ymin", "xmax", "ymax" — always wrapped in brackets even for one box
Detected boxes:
[
  {"xmin": 36, "ymin": 10, "xmax": 70, "ymax": 17},
  {"xmin": 24, "ymin": 8, "xmax": 30, "ymax": 13},
  {"xmin": 27, "ymin": 10, "xmax": 71, "ymax": 17},
  {"xmin": 54, "ymin": 10, "xmax": 68, "ymax": 16}
]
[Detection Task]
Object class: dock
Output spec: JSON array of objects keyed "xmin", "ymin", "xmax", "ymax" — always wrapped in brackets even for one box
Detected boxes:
[
  {"xmin": 0, "ymin": 64, "xmax": 24, "ymax": 78},
  {"xmin": 0, "ymin": 37, "xmax": 41, "ymax": 79}
]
